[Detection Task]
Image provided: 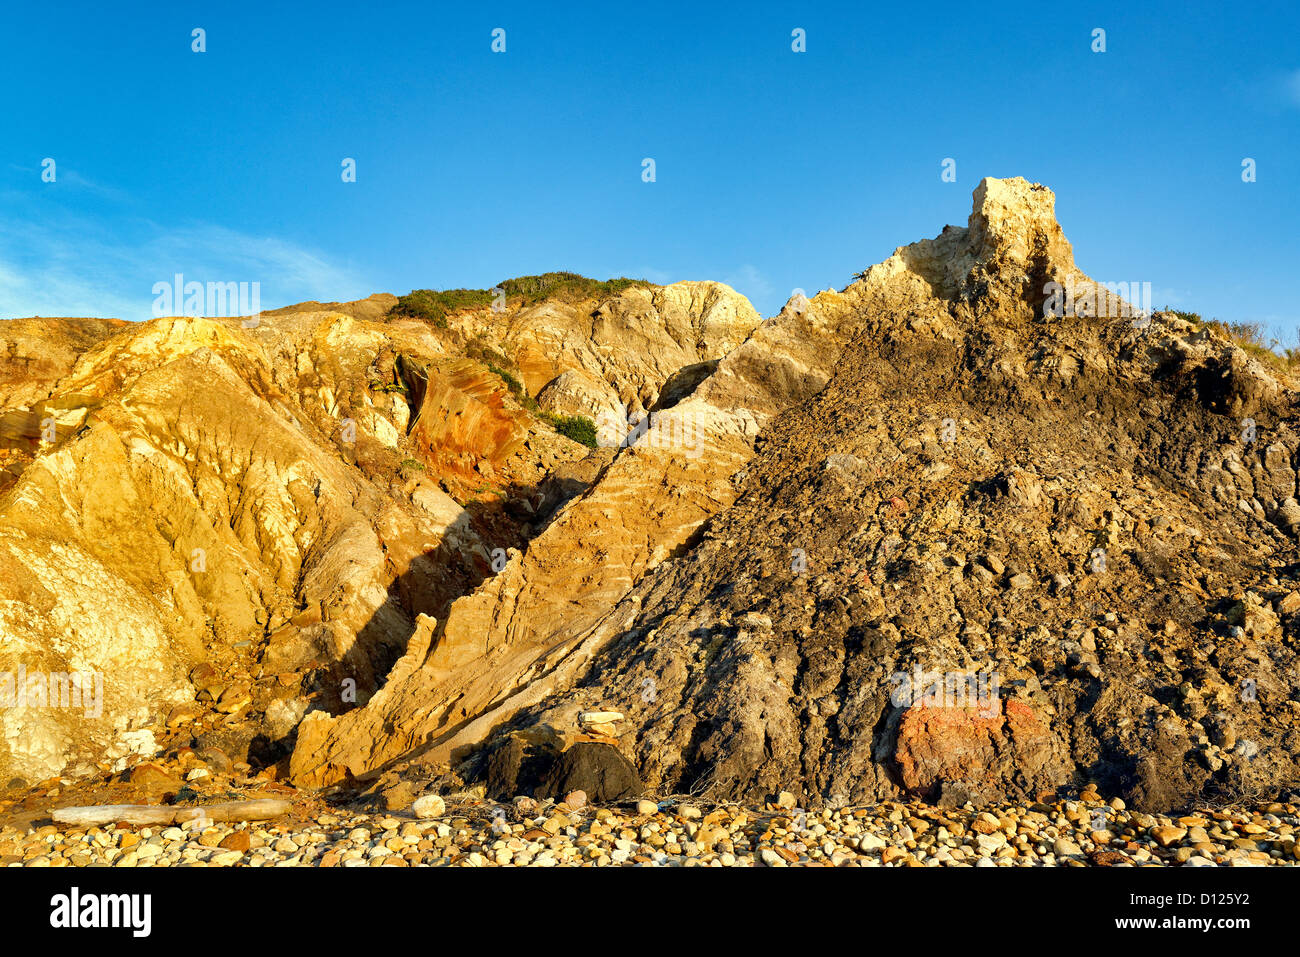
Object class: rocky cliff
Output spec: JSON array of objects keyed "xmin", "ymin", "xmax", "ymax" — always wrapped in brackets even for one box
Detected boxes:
[
  {"xmin": 293, "ymin": 179, "xmax": 1300, "ymax": 812},
  {"xmin": 0, "ymin": 280, "xmax": 759, "ymax": 788},
  {"xmin": 3, "ymin": 180, "xmax": 1298, "ymax": 816}
]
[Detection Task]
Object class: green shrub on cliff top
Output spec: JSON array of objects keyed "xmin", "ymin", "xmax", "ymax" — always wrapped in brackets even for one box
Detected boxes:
[
  {"xmin": 389, "ymin": 273, "xmax": 652, "ymax": 328},
  {"xmin": 388, "ymin": 288, "xmax": 493, "ymax": 328}
]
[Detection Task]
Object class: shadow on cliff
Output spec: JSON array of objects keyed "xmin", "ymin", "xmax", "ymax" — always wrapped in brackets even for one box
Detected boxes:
[{"xmin": 258, "ymin": 469, "xmax": 596, "ymax": 781}]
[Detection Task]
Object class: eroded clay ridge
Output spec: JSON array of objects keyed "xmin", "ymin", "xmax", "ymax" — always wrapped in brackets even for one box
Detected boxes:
[{"xmin": 0, "ymin": 278, "xmax": 758, "ymax": 784}]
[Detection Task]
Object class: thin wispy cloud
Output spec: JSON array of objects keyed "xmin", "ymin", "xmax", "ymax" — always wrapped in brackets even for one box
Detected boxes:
[
  {"xmin": 0, "ymin": 185, "xmax": 370, "ymax": 321},
  {"xmin": 137, "ymin": 225, "xmax": 356, "ymax": 299}
]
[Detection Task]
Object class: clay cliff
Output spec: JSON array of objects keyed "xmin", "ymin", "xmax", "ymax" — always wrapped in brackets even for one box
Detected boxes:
[
  {"xmin": 3, "ymin": 179, "xmax": 1298, "ymax": 815},
  {"xmin": 0, "ymin": 281, "xmax": 757, "ymax": 786}
]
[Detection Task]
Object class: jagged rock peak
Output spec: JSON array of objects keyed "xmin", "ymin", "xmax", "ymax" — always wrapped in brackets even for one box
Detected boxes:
[{"xmin": 852, "ymin": 176, "xmax": 1085, "ymax": 306}]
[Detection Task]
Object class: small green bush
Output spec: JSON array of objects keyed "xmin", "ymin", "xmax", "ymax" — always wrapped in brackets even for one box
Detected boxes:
[
  {"xmin": 389, "ymin": 288, "xmax": 493, "ymax": 327},
  {"xmin": 541, "ymin": 411, "xmax": 598, "ymax": 448},
  {"xmin": 465, "ymin": 337, "xmax": 512, "ymax": 370},
  {"xmin": 496, "ymin": 272, "xmax": 649, "ymax": 305},
  {"xmin": 483, "ymin": 361, "xmax": 540, "ymax": 412},
  {"xmin": 389, "ymin": 274, "xmax": 653, "ymax": 329},
  {"xmin": 486, "ymin": 362, "xmax": 526, "ymax": 398},
  {"xmin": 1162, "ymin": 308, "xmax": 1203, "ymax": 326}
]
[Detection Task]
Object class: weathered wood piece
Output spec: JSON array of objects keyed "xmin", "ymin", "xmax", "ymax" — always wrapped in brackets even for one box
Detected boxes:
[{"xmin": 51, "ymin": 799, "xmax": 292, "ymax": 827}]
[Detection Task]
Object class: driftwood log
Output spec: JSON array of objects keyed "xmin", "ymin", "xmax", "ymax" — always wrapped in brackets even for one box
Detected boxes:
[{"xmin": 51, "ymin": 799, "xmax": 292, "ymax": 827}]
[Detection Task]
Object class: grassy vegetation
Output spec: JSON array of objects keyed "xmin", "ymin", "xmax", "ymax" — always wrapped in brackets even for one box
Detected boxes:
[
  {"xmin": 388, "ymin": 273, "xmax": 652, "ymax": 328},
  {"xmin": 388, "ymin": 276, "xmax": 637, "ymax": 450},
  {"xmin": 496, "ymin": 272, "xmax": 649, "ymax": 305},
  {"xmin": 481, "ymin": 361, "xmax": 599, "ymax": 448},
  {"xmin": 388, "ymin": 288, "xmax": 494, "ymax": 328},
  {"xmin": 486, "ymin": 362, "xmax": 527, "ymax": 400},
  {"xmin": 464, "ymin": 336, "xmax": 512, "ymax": 371},
  {"xmin": 539, "ymin": 411, "xmax": 599, "ymax": 448},
  {"xmin": 1162, "ymin": 308, "xmax": 1204, "ymax": 326},
  {"xmin": 1161, "ymin": 307, "xmax": 1299, "ymax": 371}
]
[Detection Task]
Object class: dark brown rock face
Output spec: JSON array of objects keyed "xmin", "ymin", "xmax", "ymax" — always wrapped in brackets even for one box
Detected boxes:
[
  {"xmin": 536, "ymin": 743, "xmax": 644, "ymax": 804},
  {"xmin": 464, "ymin": 179, "xmax": 1300, "ymax": 813}
]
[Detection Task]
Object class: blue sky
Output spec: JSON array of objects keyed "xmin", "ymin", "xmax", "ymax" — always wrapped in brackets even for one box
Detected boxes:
[{"xmin": 2, "ymin": 1, "xmax": 1298, "ymax": 341}]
